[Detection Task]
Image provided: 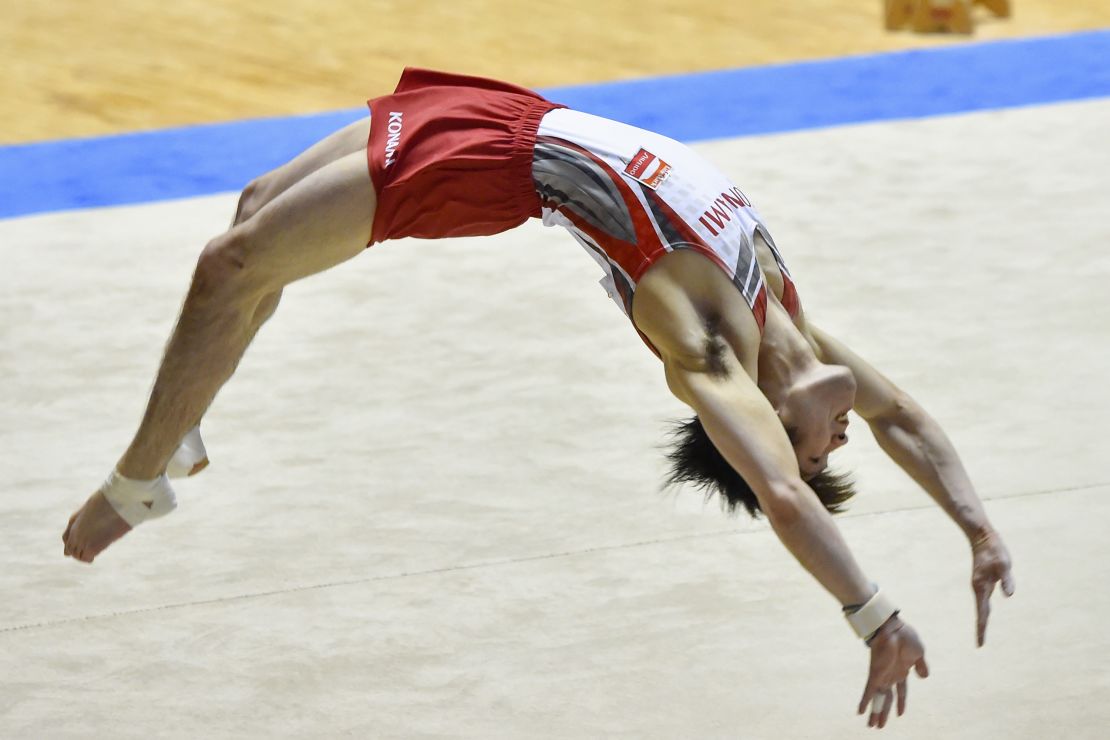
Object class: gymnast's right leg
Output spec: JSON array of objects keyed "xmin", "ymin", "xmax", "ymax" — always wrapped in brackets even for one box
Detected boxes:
[
  {"xmin": 63, "ymin": 142, "xmax": 378, "ymax": 564},
  {"xmin": 168, "ymin": 117, "xmax": 373, "ymax": 478}
]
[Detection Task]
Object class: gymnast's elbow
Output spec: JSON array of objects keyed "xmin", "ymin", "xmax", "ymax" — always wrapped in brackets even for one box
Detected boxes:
[{"xmin": 756, "ymin": 479, "xmax": 812, "ymax": 530}]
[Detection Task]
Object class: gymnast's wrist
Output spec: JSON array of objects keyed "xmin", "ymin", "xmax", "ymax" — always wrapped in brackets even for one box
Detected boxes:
[
  {"xmin": 968, "ymin": 524, "xmax": 998, "ymax": 550},
  {"xmin": 842, "ymin": 586, "xmax": 900, "ymax": 644},
  {"xmin": 864, "ymin": 613, "xmax": 904, "ymax": 647}
]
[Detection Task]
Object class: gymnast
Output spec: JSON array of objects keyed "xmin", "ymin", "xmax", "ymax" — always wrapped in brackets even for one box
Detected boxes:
[{"xmin": 62, "ymin": 68, "xmax": 1014, "ymax": 729}]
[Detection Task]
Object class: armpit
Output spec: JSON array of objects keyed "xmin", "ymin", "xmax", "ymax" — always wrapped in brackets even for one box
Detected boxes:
[{"xmin": 702, "ymin": 313, "xmax": 732, "ymax": 379}]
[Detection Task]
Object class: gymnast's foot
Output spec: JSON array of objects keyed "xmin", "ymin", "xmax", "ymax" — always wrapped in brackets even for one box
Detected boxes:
[
  {"xmin": 63, "ymin": 429, "xmax": 198, "ymax": 563},
  {"xmin": 62, "ymin": 491, "xmax": 131, "ymax": 564}
]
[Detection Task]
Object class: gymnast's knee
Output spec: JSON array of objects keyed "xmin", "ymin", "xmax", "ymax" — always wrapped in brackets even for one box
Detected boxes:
[
  {"xmin": 232, "ymin": 177, "xmax": 271, "ymax": 226},
  {"xmin": 189, "ymin": 230, "xmax": 270, "ymax": 307}
]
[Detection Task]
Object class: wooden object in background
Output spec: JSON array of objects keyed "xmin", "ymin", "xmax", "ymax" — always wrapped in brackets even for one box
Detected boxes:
[
  {"xmin": 913, "ymin": 0, "xmax": 974, "ymax": 34},
  {"xmin": 885, "ymin": 0, "xmax": 1011, "ymax": 34},
  {"xmin": 975, "ymin": 0, "xmax": 1012, "ymax": 17}
]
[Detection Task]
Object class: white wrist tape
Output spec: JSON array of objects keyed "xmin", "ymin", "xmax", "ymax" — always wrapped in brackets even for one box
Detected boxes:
[
  {"xmin": 845, "ymin": 589, "xmax": 898, "ymax": 640},
  {"xmin": 100, "ymin": 470, "xmax": 177, "ymax": 527}
]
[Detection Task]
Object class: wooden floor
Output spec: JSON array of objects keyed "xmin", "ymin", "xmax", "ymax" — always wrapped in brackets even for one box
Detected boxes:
[{"xmin": 3, "ymin": 0, "xmax": 1108, "ymax": 143}]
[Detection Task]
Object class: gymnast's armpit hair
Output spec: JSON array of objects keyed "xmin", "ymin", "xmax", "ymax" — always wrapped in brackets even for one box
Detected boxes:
[{"xmin": 663, "ymin": 415, "xmax": 855, "ymax": 518}]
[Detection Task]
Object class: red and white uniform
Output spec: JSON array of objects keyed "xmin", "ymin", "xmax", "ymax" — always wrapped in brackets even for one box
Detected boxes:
[
  {"xmin": 366, "ymin": 68, "xmax": 564, "ymax": 244},
  {"xmin": 366, "ymin": 68, "xmax": 800, "ymax": 339},
  {"xmin": 533, "ymin": 108, "xmax": 800, "ymax": 330}
]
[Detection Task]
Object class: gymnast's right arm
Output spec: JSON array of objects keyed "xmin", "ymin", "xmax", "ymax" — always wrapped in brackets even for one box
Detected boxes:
[
  {"xmin": 651, "ymin": 334, "xmax": 929, "ymax": 726},
  {"xmin": 660, "ymin": 345, "xmax": 876, "ymax": 607}
]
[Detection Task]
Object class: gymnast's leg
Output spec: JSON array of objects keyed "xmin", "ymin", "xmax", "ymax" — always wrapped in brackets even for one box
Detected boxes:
[
  {"xmin": 167, "ymin": 117, "xmax": 373, "ymax": 477},
  {"xmin": 63, "ymin": 146, "xmax": 377, "ymax": 563}
]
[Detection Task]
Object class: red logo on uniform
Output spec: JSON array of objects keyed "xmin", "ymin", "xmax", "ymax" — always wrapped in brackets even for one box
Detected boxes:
[{"xmin": 623, "ymin": 147, "xmax": 672, "ymax": 190}]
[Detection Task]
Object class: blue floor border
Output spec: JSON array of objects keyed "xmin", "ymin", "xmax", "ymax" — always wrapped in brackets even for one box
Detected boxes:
[{"xmin": 2, "ymin": 30, "xmax": 1107, "ymax": 219}]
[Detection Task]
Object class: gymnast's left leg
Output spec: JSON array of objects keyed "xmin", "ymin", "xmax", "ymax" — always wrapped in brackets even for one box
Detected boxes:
[{"xmin": 63, "ymin": 149, "xmax": 378, "ymax": 563}]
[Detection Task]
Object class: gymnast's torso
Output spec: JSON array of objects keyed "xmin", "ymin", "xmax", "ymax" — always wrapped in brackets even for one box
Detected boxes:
[{"xmin": 365, "ymin": 68, "xmax": 805, "ymax": 360}]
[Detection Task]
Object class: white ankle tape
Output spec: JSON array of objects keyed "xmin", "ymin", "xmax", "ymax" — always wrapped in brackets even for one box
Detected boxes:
[
  {"xmin": 845, "ymin": 589, "xmax": 898, "ymax": 640},
  {"xmin": 167, "ymin": 426, "xmax": 207, "ymax": 479},
  {"xmin": 100, "ymin": 470, "xmax": 177, "ymax": 527}
]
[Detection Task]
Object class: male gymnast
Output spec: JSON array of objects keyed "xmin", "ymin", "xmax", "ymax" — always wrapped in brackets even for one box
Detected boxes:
[{"xmin": 62, "ymin": 68, "xmax": 1015, "ymax": 729}]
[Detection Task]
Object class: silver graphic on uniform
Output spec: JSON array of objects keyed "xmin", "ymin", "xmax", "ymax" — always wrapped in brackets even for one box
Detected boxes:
[
  {"xmin": 533, "ymin": 140, "xmax": 637, "ymax": 243},
  {"xmin": 533, "ymin": 108, "xmax": 783, "ymax": 319}
]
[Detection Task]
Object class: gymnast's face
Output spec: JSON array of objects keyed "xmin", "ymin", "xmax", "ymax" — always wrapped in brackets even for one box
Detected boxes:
[{"xmin": 779, "ymin": 364, "xmax": 856, "ymax": 481}]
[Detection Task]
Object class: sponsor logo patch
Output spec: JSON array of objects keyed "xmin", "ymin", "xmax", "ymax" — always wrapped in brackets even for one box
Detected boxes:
[
  {"xmin": 383, "ymin": 111, "xmax": 404, "ymax": 167},
  {"xmin": 622, "ymin": 147, "xmax": 672, "ymax": 190}
]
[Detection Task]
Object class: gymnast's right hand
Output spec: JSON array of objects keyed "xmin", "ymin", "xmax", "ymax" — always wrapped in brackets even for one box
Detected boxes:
[{"xmin": 857, "ymin": 616, "xmax": 929, "ymax": 729}]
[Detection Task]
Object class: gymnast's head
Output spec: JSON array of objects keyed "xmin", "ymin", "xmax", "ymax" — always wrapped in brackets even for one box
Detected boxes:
[
  {"xmin": 664, "ymin": 363, "xmax": 858, "ymax": 517},
  {"xmin": 664, "ymin": 416, "xmax": 856, "ymax": 517},
  {"xmin": 775, "ymin": 362, "xmax": 856, "ymax": 480}
]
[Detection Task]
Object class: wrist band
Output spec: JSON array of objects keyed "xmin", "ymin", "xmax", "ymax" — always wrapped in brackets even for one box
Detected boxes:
[
  {"xmin": 844, "ymin": 588, "xmax": 898, "ymax": 640},
  {"xmin": 100, "ymin": 470, "xmax": 177, "ymax": 527}
]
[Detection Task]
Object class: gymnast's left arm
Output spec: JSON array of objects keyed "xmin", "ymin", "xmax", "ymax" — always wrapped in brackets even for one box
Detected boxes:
[{"xmin": 805, "ymin": 323, "xmax": 1015, "ymax": 647}]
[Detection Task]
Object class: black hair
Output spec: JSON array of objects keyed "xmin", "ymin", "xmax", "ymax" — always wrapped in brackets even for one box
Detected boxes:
[{"xmin": 664, "ymin": 415, "xmax": 856, "ymax": 518}]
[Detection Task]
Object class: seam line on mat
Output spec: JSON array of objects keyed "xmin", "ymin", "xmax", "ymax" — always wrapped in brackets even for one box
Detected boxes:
[{"xmin": 4, "ymin": 480, "xmax": 1104, "ymax": 634}]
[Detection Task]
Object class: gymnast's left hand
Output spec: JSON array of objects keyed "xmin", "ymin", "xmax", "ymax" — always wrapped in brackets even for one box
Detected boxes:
[{"xmin": 970, "ymin": 528, "xmax": 1015, "ymax": 646}]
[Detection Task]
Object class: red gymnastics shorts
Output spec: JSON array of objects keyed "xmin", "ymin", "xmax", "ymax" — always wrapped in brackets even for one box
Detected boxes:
[{"xmin": 366, "ymin": 68, "xmax": 565, "ymax": 245}]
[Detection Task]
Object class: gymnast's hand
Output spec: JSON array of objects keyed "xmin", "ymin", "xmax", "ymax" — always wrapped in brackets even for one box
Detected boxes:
[
  {"xmin": 970, "ymin": 528, "xmax": 1016, "ymax": 646},
  {"xmin": 858, "ymin": 616, "xmax": 929, "ymax": 729}
]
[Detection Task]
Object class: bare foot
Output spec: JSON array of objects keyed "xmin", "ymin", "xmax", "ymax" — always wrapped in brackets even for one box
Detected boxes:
[{"xmin": 62, "ymin": 491, "xmax": 132, "ymax": 563}]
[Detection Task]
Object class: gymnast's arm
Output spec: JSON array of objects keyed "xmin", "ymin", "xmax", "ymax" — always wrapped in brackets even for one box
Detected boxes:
[
  {"xmin": 806, "ymin": 323, "xmax": 1015, "ymax": 644},
  {"xmin": 658, "ymin": 342, "xmax": 878, "ymax": 607},
  {"xmin": 640, "ymin": 312, "xmax": 929, "ymax": 722},
  {"xmin": 806, "ymin": 324, "xmax": 997, "ymax": 539}
]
